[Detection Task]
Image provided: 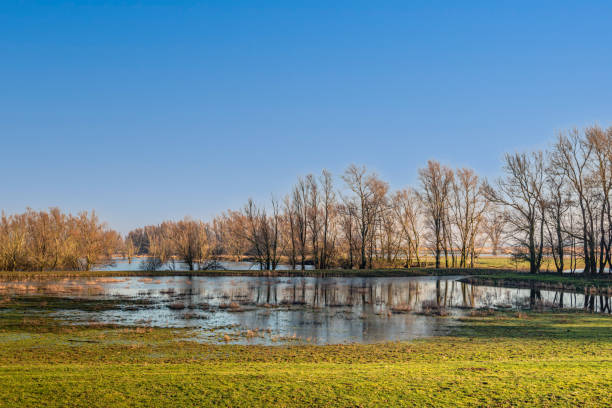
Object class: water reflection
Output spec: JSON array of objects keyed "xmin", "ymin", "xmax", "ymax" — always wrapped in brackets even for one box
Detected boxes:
[
  {"xmin": 0, "ymin": 276, "xmax": 609, "ymax": 344},
  {"xmin": 95, "ymin": 258, "xmax": 315, "ymax": 271}
]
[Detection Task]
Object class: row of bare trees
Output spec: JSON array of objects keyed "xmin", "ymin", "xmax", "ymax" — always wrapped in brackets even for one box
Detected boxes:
[
  {"xmin": 128, "ymin": 163, "xmax": 501, "ymax": 271},
  {"xmin": 418, "ymin": 162, "xmax": 490, "ymax": 269},
  {"xmin": 486, "ymin": 125, "xmax": 612, "ymax": 274},
  {"xmin": 126, "ymin": 125, "xmax": 612, "ymax": 274},
  {"xmin": 0, "ymin": 208, "xmax": 121, "ymax": 271}
]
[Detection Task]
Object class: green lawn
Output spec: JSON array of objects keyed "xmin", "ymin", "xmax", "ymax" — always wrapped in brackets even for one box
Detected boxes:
[{"xmin": 0, "ymin": 306, "xmax": 610, "ymax": 407}]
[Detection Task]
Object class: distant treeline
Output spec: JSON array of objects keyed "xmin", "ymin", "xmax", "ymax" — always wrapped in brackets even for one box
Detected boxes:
[{"xmin": 4, "ymin": 125, "xmax": 612, "ymax": 274}]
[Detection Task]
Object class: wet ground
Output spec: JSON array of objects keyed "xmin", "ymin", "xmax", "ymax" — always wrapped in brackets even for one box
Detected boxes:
[{"xmin": 1, "ymin": 275, "xmax": 609, "ymax": 344}]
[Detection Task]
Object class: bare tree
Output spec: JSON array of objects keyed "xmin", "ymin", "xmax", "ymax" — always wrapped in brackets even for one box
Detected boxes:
[
  {"xmin": 342, "ymin": 165, "xmax": 389, "ymax": 269},
  {"xmin": 306, "ymin": 174, "xmax": 321, "ymax": 269},
  {"xmin": 379, "ymin": 200, "xmax": 402, "ymax": 266},
  {"xmin": 221, "ymin": 210, "xmax": 250, "ymax": 262},
  {"xmin": 551, "ymin": 130, "xmax": 597, "ymax": 274},
  {"xmin": 485, "ymin": 152, "xmax": 546, "ymax": 273},
  {"xmin": 392, "ymin": 188, "xmax": 423, "ymax": 267},
  {"xmin": 282, "ymin": 195, "xmax": 298, "ymax": 269},
  {"xmin": 239, "ymin": 198, "xmax": 282, "ymax": 270},
  {"xmin": 144, "ymin": 226, "xmax": 171, "ymax": 271},
  {"xmin": 319, "ymin": 169, "xmax": 336, "ymax": 269},
  {"xmin": 338, "ymin": 202, "xmax": 356, "ymax": 268},
  {"xmin": 450, "ymin": 168, "xmax": 488, "ymax": 267},
  {"xmin": 292, "ymin": 178, "xmax": 309, "ymax": 270},
  {"xmin": 418, "ymin": 160, "xmax": 454, "ymax": 268},
  {"xmin": 167, "ymin": 218, "xmax": 208, "ymax": 271},
  {"xmin": 586, "ymin": 125, "xmax": 612, "ymax": 273},
  {"xmin": 543, "ymin": 159, "xmax": 572, "ymax": 273}
]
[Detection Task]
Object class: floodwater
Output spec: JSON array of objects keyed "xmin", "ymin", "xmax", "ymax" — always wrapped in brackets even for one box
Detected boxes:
[
  {"xmin": 1, "ymin": 276, "xmax": 609, "ymax": 344},
  {"xmin": 95, "ymin": 257, "xmax": 314, "ymax": 271}
]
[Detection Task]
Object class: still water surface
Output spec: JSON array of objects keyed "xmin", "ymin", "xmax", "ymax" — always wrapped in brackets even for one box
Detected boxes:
[
  {"xmin": 1, "ymin": 276, "xmax": 609, "ymax": 344},
  {"xmin": 96, "ymin": 257, "xmax": 314, "ymax": 271}
]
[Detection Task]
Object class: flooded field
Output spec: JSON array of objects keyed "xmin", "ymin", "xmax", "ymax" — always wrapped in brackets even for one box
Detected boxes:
[
  {"xmin": 1, "ymin": 275, "xmax": 609, "ymax": 344},
  {"xmin": 95, "ymin": 257, "xmax": 314, "ymax": 271}
]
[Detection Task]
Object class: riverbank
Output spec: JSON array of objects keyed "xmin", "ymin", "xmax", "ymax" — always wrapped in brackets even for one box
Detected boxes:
[
  {"xmin": 462, "ymin": 272, "xmax": 612, "ymax": 293},
  {"xmin": 0, "ymin": 308, "xmax": 609, "ymax": 407}
]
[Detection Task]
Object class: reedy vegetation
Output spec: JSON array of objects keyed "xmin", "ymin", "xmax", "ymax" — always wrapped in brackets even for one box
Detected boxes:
[{"xmin": 0, "ymin": 209, "xmax": 120, "ymax": 271}]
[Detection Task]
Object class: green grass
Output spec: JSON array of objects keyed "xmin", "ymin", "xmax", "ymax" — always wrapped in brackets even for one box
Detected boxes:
[{"xmin": 0, "ymin": 303, "xmax": 610, "ymax": 407}]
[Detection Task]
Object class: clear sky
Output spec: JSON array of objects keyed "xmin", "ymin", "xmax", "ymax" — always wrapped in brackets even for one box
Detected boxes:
[{"xmin": 1, "ymin": 1, "xmax": 611, "ymax": 234}]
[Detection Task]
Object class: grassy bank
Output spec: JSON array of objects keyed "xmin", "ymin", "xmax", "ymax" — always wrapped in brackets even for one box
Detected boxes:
[
  {"xmin": 0, "ymin": 305, "xmax": 610, "ymax": 407},
  {"xmin": 464, "ymin": 272, "xmax": 612, "ymax": 293}
]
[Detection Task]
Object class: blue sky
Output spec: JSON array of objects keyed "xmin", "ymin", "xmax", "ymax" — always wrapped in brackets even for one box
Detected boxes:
[{"xmin": 1, "ymin": 1, "xmax": 611, "ymax": 233}]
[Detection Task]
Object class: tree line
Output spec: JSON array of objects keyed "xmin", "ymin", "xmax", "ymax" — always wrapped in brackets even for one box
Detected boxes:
[
  {"xmin": 124, "ymin": 162, "xmax": 496, "ymax": 272},
  {"xmin": 2, "ymin": 125, "xmax": 611, "ymax": 274},
  {"xmin": 486, "ymin": 125, "xmax": 612, "ymax": 274},
  {"xmin": 128, "ymin": 125, "xmax": 612, "ymax": 274}
]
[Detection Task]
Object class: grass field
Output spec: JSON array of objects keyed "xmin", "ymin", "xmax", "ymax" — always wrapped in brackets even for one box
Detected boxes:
[{"xmin": 0, "ymin": 298, "xmax": 611, "ymax": 407}]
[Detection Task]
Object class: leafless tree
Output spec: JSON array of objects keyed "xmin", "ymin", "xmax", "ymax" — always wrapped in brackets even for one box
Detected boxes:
[
  {"xmin": 337, "ymin": 202, "xmax": 357, "ymax": 268},
  {"xmin": 342, "ymin": 164, "xmax": 389, "ymax": 269},
  {"xmin": 166, "ymin": 218, "xmax": 208, "ymax": 271},
  {"xmin": 392, "ymin": 188, "xmax": 423, "ymax": 267},
  {"xmin": 585, "ymin": 125, "xmax": 612, "ymax": 273},
  {"xmin": 450, "ymin": 168, "xmax": 488, "ymax": 267},
  {"xmin": 239, "ymin": 198, "xmax": 282, "ymax": 270},
  {"xmin": 292, "ymin": 178, "xmax": 309, "ymax": 270},
  {"xmin": 319, "ymin": 169, "xmax": 336, "ymax": 269},
  {"xmin": 485, "ymin": 152, "xmax": 546, "ymax": 273},
  {"xmin": 306, "ymin": 174, "xmax": 321, "ymax": 269},
  {"xmin": 551, "ymin": 130, "xmax": 597, "ymax": 274},
  {"xmin": 418, "ymin": 160, "xmax": 454, "ymax": 268},
  {"xmin": 282, "ymin": 195, "xmax": 298, "ymax": 268},
  {"xmin": 543, "ymin": 159, "xmax": 572, "ymax": 273}
]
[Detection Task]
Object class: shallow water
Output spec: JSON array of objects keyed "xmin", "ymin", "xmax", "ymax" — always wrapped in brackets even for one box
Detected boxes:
[
  {"xmin": 96, "ymin": 257, "xmax": 314, "ymax": 271},
  {"xmin": 1, "ymin": 276, "xmax": 609, "ymax": 344}
]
